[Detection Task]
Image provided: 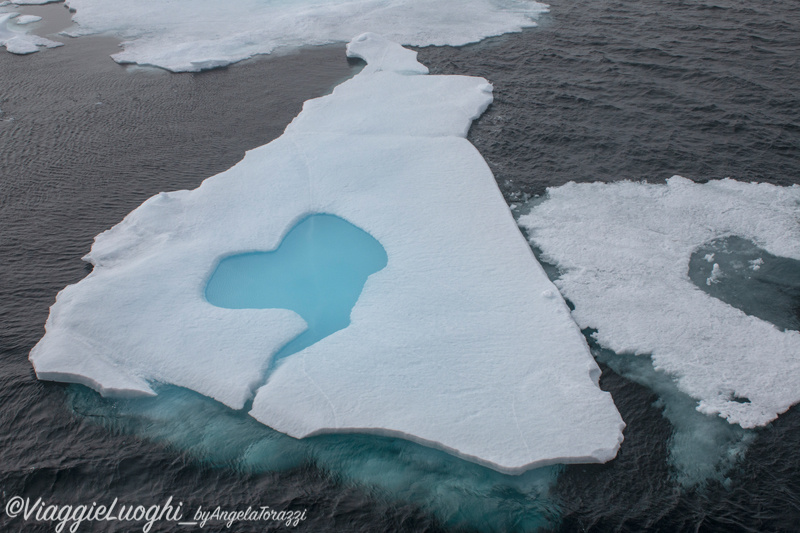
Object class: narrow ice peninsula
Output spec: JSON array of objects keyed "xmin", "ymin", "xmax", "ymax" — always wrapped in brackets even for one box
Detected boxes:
[
  {"xmin": 519, "ymin": 177, "xmax": 800, "ymax": 429},
  {"xmin": 30, "ymin": 35, "xmax": 624, "ymax": 473}
]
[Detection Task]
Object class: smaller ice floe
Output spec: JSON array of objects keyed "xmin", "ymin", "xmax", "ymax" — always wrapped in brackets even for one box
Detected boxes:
[
  {"xmin": 0, "ymin": 12, "xmax": 61, "ymax": 54},
  {"xmin": 10, "ymin": 0, "xmax": 62, "ymax": 4},
  {"xmin": 31, "ymin": 34, "xmax": 623, "ymax": 474},
  {"xmin": 14, "ymin": 14, "xmax": 41, "ymax": 24},
  {"xmin": 59, "ymin": 0, "xmax": 549, "ymax": 72},
  {"xmin": 519, "ymin": 177, "xmax": 800, "ymax": 429}
]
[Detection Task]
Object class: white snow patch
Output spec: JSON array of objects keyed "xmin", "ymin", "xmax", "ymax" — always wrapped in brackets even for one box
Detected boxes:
[
  {"xmin": 749, "ymin": 257, "xmax": 764, "ymax": 271},
  {"xmin": 31, "ymin": 34, "xmax": 623, "ymax": 474},
  {"xmin": 519, "ymin": 176, "xmax": 800, "ymax": 429},
  {"xmin": 59, "ymin": 0, "xmax": 548, "ymax": 72}
]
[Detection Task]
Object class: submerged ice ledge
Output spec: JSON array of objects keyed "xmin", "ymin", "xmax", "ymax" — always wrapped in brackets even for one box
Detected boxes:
[
  {"xmin": 30, "ymin": 34, "xmax": 623, "ymax": 474},
  {"xmin": 519, "ymin": 177, "xmax": 800, "ymax": 429}
]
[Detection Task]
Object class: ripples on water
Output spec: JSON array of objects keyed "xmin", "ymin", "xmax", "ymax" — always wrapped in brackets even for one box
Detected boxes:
[
  {"xmin": 1, "ymin": 0, "xmax": 799, "ymax": 531},
  {"xmin": 418, "ymin": 0, "xmax": 800, "ymax": 199}
]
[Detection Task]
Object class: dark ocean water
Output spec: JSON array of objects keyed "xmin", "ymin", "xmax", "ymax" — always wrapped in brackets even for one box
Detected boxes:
[
  {"xmin": 417, "ymin": 0, "xmax": 800, "ymax": 198},
  {"xmin": 1, "ymin": 0, "xmax": 799, "ymax": 531}
]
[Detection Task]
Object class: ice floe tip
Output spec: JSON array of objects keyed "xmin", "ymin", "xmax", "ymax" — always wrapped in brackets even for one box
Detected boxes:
[{"xmin": 346, "ymin": 33, "xmax": 428, "ymax": 75}]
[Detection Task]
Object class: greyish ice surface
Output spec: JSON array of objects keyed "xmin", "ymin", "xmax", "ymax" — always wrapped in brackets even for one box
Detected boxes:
[{"xmin": 520, "ymin": 177, "xmax": 800, "ymax": 429}]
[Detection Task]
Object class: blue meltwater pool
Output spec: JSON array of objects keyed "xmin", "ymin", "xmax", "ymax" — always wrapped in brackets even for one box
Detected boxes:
[{"xmin": 205, "ymin": 214, "xmax": 388, "ymax": 361}]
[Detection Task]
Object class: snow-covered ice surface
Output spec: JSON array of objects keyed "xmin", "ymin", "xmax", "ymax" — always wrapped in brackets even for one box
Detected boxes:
[
  {"xmin": 58, "ymin": 0, "xmax": 548, "ymax": 72},
  {"xmin": 0, "ymin": 11, "xmax": 60, "ymax": 54},
  {"xmin": 519, "ymin": 177, "xmax": 800, "ymax": 429},
  {"xmin": 30, "ymin": 34, "xmax": 624, "ymax": 474}
]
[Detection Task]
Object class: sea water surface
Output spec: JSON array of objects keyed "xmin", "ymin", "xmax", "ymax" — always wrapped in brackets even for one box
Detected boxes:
[{"xmin": 1, "ymin": 0, "xmax": 799, "ymax": 531}]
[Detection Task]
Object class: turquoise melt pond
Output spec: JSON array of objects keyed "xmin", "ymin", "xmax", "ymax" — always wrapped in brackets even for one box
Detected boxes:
[{"xmin": 205, "ymin": 214, "xmax": 388, "ymax": 361}]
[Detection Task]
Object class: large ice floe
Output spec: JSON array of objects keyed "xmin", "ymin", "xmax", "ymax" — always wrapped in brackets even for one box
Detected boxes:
[
  {"xmin": 56, "ymin": 0, "xmax": 548, "ymax": 71},
  {"xmin": 519, "ymin": 177, "xmax": 800, "ymax": 429},
  {"xmin": 30, "ymin": 34, "xmax": 624, "ymax": 474}
]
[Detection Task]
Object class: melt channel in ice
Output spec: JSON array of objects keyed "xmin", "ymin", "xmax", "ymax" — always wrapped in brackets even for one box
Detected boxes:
[
  {"xmin": 30, "ymin": 34, "xmax": 624, "ymax": 474},
  {"xmin": 519, "ymin": 177, "xmax": 800, "ymax": 429},
  {"xmin": 56, "ymin": 0, "xmax": 549, "ymax": 72}
]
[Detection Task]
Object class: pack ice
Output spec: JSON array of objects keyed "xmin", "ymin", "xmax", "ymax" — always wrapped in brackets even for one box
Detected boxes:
[
  {"xmin": 519, "ymin": 177, "xmax": 800, "ymax": 429},
  {"xmin": 30, "ymin": 34, "xmax": 624, "ymax": 473},
  {"xmin": 59, "ymin": 0, "xmax": 548, "ymax": 72}
]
